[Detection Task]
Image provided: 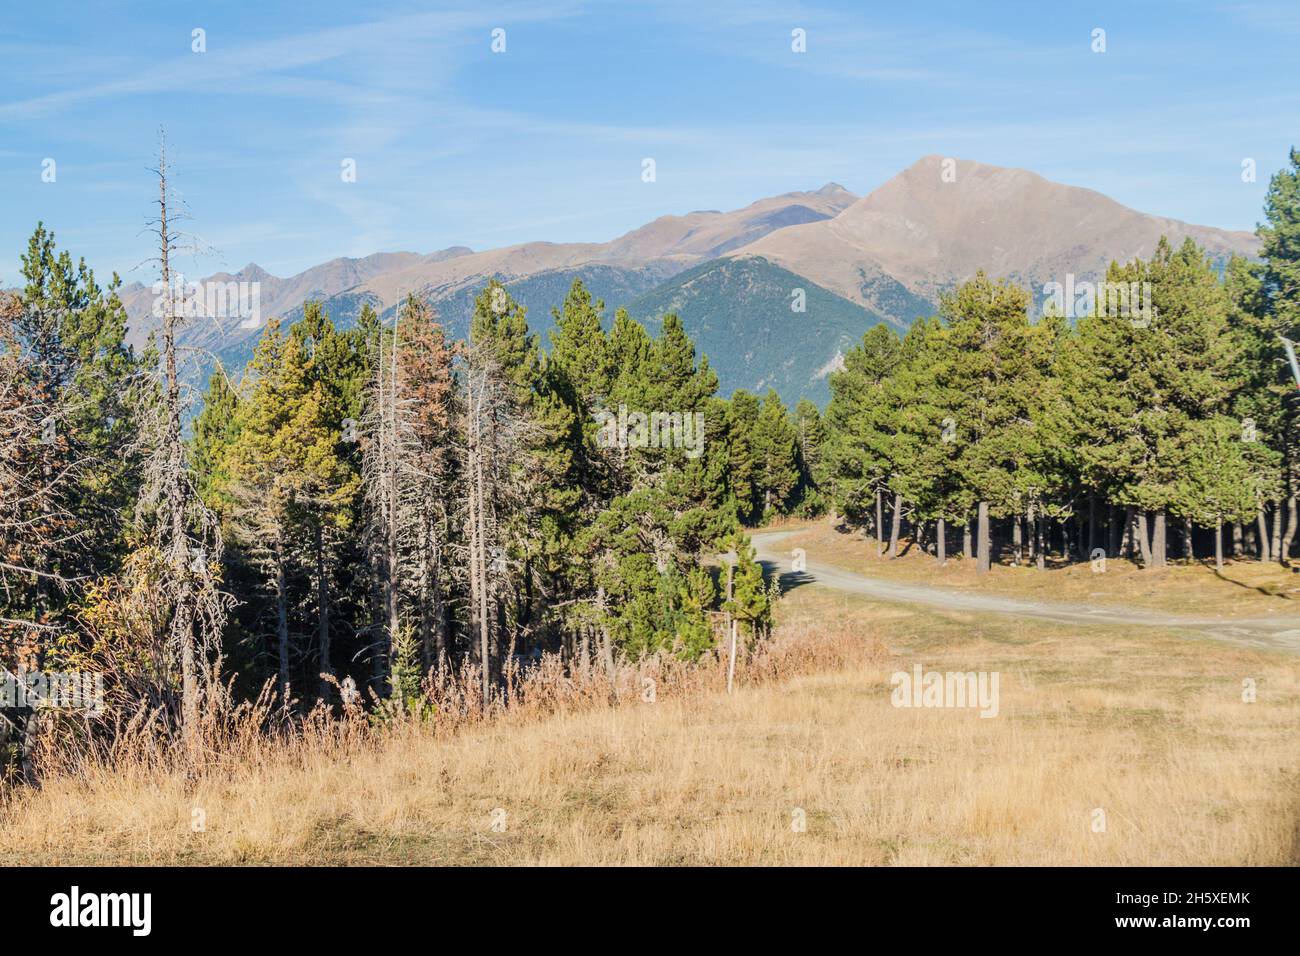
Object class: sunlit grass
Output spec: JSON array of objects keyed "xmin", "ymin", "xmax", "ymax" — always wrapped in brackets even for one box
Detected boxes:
[{"xmin": 4, "ymin": 581, "xmax": 1297, "ymax": 865}]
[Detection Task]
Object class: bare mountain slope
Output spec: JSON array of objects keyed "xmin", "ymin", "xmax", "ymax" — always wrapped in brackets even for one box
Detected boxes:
[
  {"xmin": 732, "ymin": 156, "xmax": 1259, "ymax": 321},
  {"xmin": 119, "ymin": 184, "xmax": 859, "ymax": 358},
  {"xmin": 349, "ymin": 183, "xmax": 858, "ymax": 308},
  {"xmin": 117, "ymin": 249, "xmax": 469, "ymax": 350},
  {"xmin": 598, "ymin": 182, "xmax": 857, "ymax": 261},
  {"xmin": 111, "ymin": 159, "xmax": 1263, "ymax": 414}
]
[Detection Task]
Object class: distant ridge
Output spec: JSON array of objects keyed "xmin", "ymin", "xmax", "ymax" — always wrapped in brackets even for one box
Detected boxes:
[
  {"xmin": 113, "ymin": 157, "xmax": 1260, "ymax": 408},
  {"xmin": 733, "ymin": 156, "xmax": 1258, "ymax": 323}
]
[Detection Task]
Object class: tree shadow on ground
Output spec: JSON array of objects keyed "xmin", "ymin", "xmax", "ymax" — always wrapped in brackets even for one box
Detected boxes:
[
  {"xmin": 757, "ymin": 559, "xmax": 815, "ymax": 594},
  {"xmin": 1205, "ymin": 560, "xmax": 1300, "ymax": 601}
]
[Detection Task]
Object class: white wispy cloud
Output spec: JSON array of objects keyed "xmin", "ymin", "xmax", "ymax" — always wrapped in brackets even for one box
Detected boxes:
[{"xmin": 0, "ymin": 1, "xmax": 574, "ymax": 120}]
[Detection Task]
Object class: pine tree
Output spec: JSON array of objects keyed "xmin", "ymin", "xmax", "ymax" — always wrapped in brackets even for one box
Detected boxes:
[
  {"xmin": 545, "ymin": 280, "xmax": 619, "ymax": 667},
  {"xmin": 886, "ymin": 317, "xmax": 965, "ymax": 565},
  {"xmin": 750, "ymin": 389, "xmax": 799, "ymax": 519},
  {"xmin": 792, "ymin": 398, "xmax": 826, "ymax": 516},
  {"xmin": 548, "ymin": 279, "xmax": 614, "ymax": 409},
  {"xmin": 224, "ymin": 323, "xmax": 303, "ymax": 699},
  {"xmin": 914, "ymin": 274, "xmax": 1056, "ymax": 573},
  {"xmin": 1221, "ymin": 256, "xmax": 1285, "ymax": 560},
  {"xmin": 1060, "ymin": 240, "xmax": 1242, "ymax": 567},
  {"xmin": 461, "ymin": 281, "xmax": 572, "ymax": 695},
  {"xmin": 191, "ymin": 370, "xmax": 240, "ymax": 513},
  {"xmin": 290, "ymin": 310, "xmax": 362, "ymax": 695},
  {"xmin": 724, "ymin": 390, "xmax": 760, "ymax": 523},
  {"xmin": 1176, "ymin": 417, "xmax": 1256, "ymax": 569},
  {"xmin": 11, "ymin": 224, "xmax": 151, "ymax": 615},
  {"xmin": 579, "ymin": 310, "xmax": 734, "ymax": 660},
  {"xmin": 1260, "ymin": 148, "xmax": 1300, "ymax": 334},
  {"xmin": 725, "ymin": 536, "xmax": 771, "ymax": 642},
  {"xmin": 1253, "ymin": 149, "xmax": 1300, "ymax": 560},
  {"xmin": 825, "ymin": 323, "xmax": 903, "ymax": 547},
  {"xmin": 0, "ymin": 292, "xmax": 75, "ymax": 639}
]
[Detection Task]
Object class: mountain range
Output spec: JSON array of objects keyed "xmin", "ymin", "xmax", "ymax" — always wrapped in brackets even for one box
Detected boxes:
[{"xmin": 116, "ymin": 156, "xmax": 1259, "ymax": 407}]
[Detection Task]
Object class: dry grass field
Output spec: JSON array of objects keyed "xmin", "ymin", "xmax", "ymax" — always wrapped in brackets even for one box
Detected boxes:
[{"xmin": 4, "ymin": 563, "xmax": 1298, "ymax": 866}]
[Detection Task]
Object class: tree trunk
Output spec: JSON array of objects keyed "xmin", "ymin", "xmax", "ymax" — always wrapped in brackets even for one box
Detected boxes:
[
  {"xmin": 1232, "ymin": 521, "xmax": 1243, "ymax": 558},
  {"xmin": 475, "ymin": 432, "xmax": 491, "ymax": 701},
  {"xmin": 1123, "ymin": 506, "xmax": 1136, "ymax": 560},
  {"xmin": 1034, "ymin": 509, "xmax": 1045, "ymax": 570},
  {"xmin": 276, "ymin": 536, "xmax": 290, "ymax": 702},
  {"xmin": 1215, "ymin": 518, "xmax": 1224, "ymax": 571},
  {"xmin": 1272, "ymin": 499, "xmax": 1284, "ymax": 565},
  {"xmin": 1257, "ymin": 508, "xmax": 1271, "ymax": 562},
  {"xmin": 875, "ymin": 487, "xmax": 884, "ymax": 557},
  {"xmin": 17, "ymin": 705, "xmax": 49, "ymax": 785},
  {"xmin": 976, "ymin": 501, "xmax": 991, "ymax": 574},
  {"xmin": 315, "ymin": 521, "xmax": 331, "ymax": 699},
  {"xmin": 382, "ymin": 527, "xmax": 400, "ymax": 695},
  {"xmin": 1135, "ymin": 511, "xmax": 1153, "ymax": 567},
  {"xmin": 723, "ymin": 556, "xmax": 734, "ymax": 662},
  {"xmin": 1183, "ymin": 518, "xmax": 1194, "ymax": 563},
  {"xmin": 386, "ymin": 340, "xmax": 403, "ymax": 695},
  {"xmin": 1087, "ymin": 495, "xmax": 1097, "ymax": 553},
  {"xmin": 1153, "ymin": 510, "xmax": 1167, "ymax": 568},
  {"xmin": 598, "ymin": 585, "xmax": 615, "ymax": 685},
  {"xmin": 18, "ymin": 638, "xmax": 51, "ymax": 783},
  {"xmin": 726, "ymin": 619, "xmax": 738, "ymax": 694},
  {"xmin": 418, "ymin": 506, "xmax": 447, "ymax": 673},
  {"xmin": 888, "ymin": 492, "xmax": 903, "ymax": 558},
  {"xmin": 156, "ymin": 142, "xmax": 201, "ymax": 762},
  {"xmin": 936, "ymin": 517, "xmax": 946, "ymax": 567},
  {"xmin": 1012, "ymin": 514, "xmax": 1022, "ymax": 565},
  {"xmin": 1027, "ymin": 509, "xmax": 1037, "ymax": 564},
  {"xmin": 174, "ymin": 595, "xmax": 197, "ymax": 754},
  {"xmin": 464, "ymin": 368, "xmax": 493, "ymax": 705},
  {"xmin": 963, "ymin": 519, "xmax": 973, "ymax": 561},
  {"xmin": 602, "ymin": 628, "xmax": 615, "ymax": 680},
  {"xmin": 1281, "ymin": 494, "xmax": 1298, "ymax": 564}
]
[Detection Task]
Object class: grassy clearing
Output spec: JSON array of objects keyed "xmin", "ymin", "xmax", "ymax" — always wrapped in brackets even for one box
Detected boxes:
[
  {"xmin": 778, "ymin": 519, "xmax": 1300, "ymax": 619},
  {"xmin": 4, "ymin": 574, "xmax": 1297, "ymax": 866}
]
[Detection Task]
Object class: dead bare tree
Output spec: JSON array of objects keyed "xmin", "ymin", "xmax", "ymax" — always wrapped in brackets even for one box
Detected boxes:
[
  {"xmin": 458, "ymin": 339, "xmax": 534, "ymax": 704},
  {"xmin": 462, "ymin": 358, "xmax": 493, "ymax": 704},
  {"xmin": 396, "ymin": 299, "xmax": 458, "ymax": 673},
  {"xmin": 0, "ymin": 290, "xmax": 84, "ymax": 763},
  {"xmin": 362, "ymin": 326, "xmax": 405, "ymax": 696},
  {"xmin": 133, "ymin": 132, "xmax": 229, "ymax": 762},
  {"xmin": 0, "ymin": 298, "xmax": 76, "ymax": 600},
  {"xmin": 360, "ymin": 298, "xmax": 460, "ymax": 699}
]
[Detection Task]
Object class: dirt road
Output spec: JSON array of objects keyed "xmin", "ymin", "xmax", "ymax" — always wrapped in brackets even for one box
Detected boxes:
[{"xmin": 752, "ymin": 530, "xmax": 1300, "ymax": 653}]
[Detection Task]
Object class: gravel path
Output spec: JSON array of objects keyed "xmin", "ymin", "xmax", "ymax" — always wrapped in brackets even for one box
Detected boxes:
[{"xmin": 752, "ymin": 530, "xmax": 1300, "ymax": 653}]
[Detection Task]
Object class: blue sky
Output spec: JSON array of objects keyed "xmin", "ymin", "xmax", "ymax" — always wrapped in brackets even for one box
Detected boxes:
[{"xmin": 2, "ymin": 0, "xmax": 1297, "ymax": 284}]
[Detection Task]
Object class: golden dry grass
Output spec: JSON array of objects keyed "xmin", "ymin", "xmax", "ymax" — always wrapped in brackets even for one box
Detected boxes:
[
  {"xmin": 781, "ymin": 519, "xmax": 1300, "ymax": 619},
  {"xmin": 4, "ymin": 579, "xmax": 1298, "ymax": 866}
]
